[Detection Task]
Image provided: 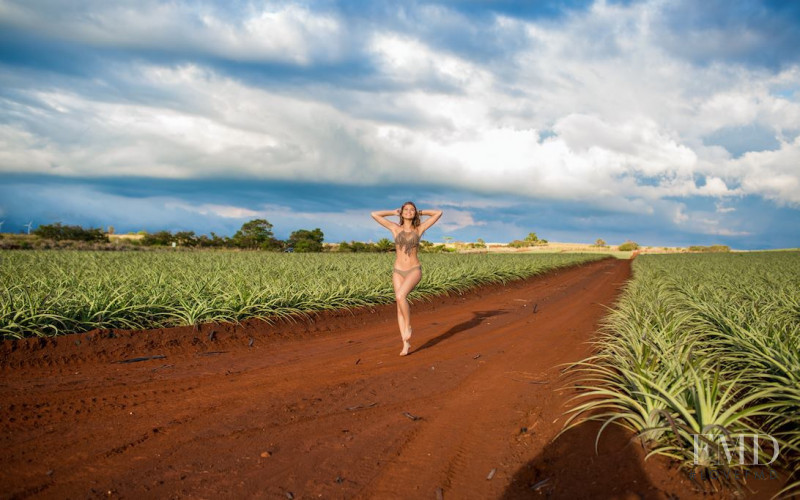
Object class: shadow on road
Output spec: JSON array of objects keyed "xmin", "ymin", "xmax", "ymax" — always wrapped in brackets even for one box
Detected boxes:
[
  {"xmin": 500, "ymin": 420, "xmax": 665, "ymax": 499},
  {"xmin": 413, "ymin": 309, "xmax": 508, "ymax": 353}
]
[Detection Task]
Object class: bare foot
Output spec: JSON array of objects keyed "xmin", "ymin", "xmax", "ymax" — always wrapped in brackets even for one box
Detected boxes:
[{"xmin": 400, "ymin": 328, "xmax": 412, "ymax": 356}]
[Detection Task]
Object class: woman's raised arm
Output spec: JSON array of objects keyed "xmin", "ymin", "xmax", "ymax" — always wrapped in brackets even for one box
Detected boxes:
[
  {"xmin": 418, "ymin": 209, "xmax": 443, "ymax": 233},
  {"xmin": 371, "ymin": 209, "xmax": 400, "ymax": 231}
]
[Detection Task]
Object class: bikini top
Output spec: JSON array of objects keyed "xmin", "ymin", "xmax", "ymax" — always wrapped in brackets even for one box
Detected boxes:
[{"xmin": 395, "ymin": 229, "xmax": 420, "ymax": 256}]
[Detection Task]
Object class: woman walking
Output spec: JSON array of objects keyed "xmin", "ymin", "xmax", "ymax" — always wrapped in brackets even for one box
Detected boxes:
[{"xmin": 371, "ymin": 202, "xmax": 443, "ymax": 355}]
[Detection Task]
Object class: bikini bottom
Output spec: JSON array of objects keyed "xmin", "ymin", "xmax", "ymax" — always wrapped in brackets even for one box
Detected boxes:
[{"xmin": 393, "ymin": 264, "xmax": 422, "ymax": 278}]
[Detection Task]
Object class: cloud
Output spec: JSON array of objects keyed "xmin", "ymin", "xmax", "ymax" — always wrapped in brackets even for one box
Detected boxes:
[
  {"xmin": 696, "ymin": 176, "xmax": 733, "ymax": 197},
  {"xmin": 735, "ymin": 138, "xmax": 800, "ymax": 206},
  {"xmin": 419, "ymin": 198, "xmax": 519, "ymax": 209},
  {"xmin": 672, "ymin": 204, "xmax": 689, "ymax": 224},
  {"xmin": 434, "ymin": 208, "xmax": 486, "ymax": 233},
  {"xmin": 654, "ymin": 0, "xmax": 800, "ymax": 69},
  {"xmin": 0, "ymin": 0, "xmax": 799, "ymax": 249},
  {"xmin": 0, "ymin": 1, "xmax": 346, "ymax": 65},
  {"xmin": 715, "ymin": 201, "xmax": 736, "ymax": 214},
  {"xmin": 669, "ymin": 200, "xmax": 752, "ymax": 237},
  {"xmin": 1, "ymin": 63, "xmax": 383, "ymax": 181},
  {"xmin": 163, "ymin": 201, "xmax": 262, "ymax": 219}
]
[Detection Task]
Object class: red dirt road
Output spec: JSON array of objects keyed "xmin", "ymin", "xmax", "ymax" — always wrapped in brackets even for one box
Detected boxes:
[{"xmin": 0, "ymin": 258, "xmax": 785, "ymax": 499}]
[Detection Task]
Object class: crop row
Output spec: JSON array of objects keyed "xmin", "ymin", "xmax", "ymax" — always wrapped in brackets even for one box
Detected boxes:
[
  {"xmin": 564, "ymin": 252, "xmax": 800, "ymax": 498},
  {"xmin": 0, "ymin": 251, "xmax": 605, "ymax": 339}
]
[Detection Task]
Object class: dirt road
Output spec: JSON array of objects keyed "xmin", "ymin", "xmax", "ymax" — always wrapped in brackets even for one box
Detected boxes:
[{"xmin": 0, "ymin": 258, "xmax": 784, "ymax": 499}]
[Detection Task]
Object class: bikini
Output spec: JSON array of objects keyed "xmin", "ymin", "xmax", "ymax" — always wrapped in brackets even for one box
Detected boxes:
[{"xmin": 394, "ymin": 230, "xmax": 422, "ymax": 278}]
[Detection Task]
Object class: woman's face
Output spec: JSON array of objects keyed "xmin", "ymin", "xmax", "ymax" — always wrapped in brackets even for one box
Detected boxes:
[{"xmin": 402, "ymin": 204, "xmax": 416, "ymax": 220}]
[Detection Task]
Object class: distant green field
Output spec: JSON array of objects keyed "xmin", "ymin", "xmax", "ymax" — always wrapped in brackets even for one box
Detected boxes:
[
  {"xmin": 0, "ymin": 251, "xmax": 605, "ymax": 339},
  {"xmin": 565, "ymin": 252, "xmax": 800, "ymax": 496}
]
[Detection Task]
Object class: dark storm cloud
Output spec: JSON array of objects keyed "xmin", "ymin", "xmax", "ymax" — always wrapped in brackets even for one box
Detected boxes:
[{"xmin": 656, "ymin": 0, "xmax": 800, "ymax": 69}]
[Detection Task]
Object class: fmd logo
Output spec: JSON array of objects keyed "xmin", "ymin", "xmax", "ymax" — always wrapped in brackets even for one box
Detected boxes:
[{"xmin": 692, "ymin": 433, "xmax": 780, "ymax": 466}]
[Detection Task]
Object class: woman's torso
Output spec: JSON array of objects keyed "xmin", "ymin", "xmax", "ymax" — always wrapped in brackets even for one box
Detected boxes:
[{"xmin": 393, "ymin": 227, "xmax": 421, "ymax": 268}]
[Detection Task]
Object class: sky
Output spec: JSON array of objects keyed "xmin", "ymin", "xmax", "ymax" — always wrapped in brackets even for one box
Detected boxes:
[{"xmin": 1, "ymin": 0, "xmax": 799, "ymax": 249}]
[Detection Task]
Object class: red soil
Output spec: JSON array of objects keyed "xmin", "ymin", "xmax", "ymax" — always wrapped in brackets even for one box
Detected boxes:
[{"xmin": 0, "ymin": 258, "xmax": 786, "ymax": 499}]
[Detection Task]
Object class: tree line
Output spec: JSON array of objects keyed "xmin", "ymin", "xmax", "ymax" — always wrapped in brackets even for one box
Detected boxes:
[
  {"xmin": 32, "ymin": 219, "xmax": 325, "ymax": 252},
  {"xmin": 26, "ymin": 219, "xmax": 448, "ymax": 253}
]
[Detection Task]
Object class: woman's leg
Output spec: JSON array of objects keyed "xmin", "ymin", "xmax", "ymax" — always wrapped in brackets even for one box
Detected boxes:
[
  {"xmin": 394, "ymin": 267, "xmax": 422, "ymax": 355},
  {"xmin": 392, "ymin": 271, "xmax": 406, "ymax": 344}
]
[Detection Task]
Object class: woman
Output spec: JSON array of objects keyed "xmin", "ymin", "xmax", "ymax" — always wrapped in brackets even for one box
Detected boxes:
[{"xmin": 371, "ymin": 202, "xmax": 443, "ymax": 356}]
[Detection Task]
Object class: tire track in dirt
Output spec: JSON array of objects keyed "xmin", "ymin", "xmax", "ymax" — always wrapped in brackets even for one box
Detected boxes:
[{"xmin": 1, "ymin": 258, "xmax": 784, "ymax": 499}]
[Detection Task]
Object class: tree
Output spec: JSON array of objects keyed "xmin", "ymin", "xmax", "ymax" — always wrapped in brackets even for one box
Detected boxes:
[
  {"xmin": 468, "ymin": 238, "xmax": 487, "ymax": 249},
  {"xmin": 351, "ymin": 241, "xmax": 368, "ymax": 252},
  {"xmin": 293, "ymin": 239, "xmax": 321, "ymax": 252},
  {"xmin": 522, "ymin": 232, "xmax": 547, "ymax": 246},
  {"xmin": 141, "ymin": 230, "xmax": 174, "ymax": 246},
  {"xmin": 33, "ymin": 222, "xmax": 107, "ymax": 242},
  {"xmin": 209, "ymin": 231, "xmax": 231, "ymax": 248},
  {"xmin": 288, "ymin": 228, "xmax": 324, "ymax": 252},
  {"xmin": 375, "ymin": 238, "xmax": 394, "ymax": 252},
  {"xmin": 594, "ymin": 238, "xmax": 606, "ymax": 247},
  {"xmin": 232, "ymin": 219, "xmax": 274, "ymax": 249},
  {"xmin": 174, "ymin": 231, "xmax": 197, "ymax": 247}
]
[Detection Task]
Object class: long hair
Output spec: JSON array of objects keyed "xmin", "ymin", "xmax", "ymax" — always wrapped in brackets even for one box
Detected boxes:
[{"xmin": 400, "ymin": 201, "xmax": 421, "ymax": 228}]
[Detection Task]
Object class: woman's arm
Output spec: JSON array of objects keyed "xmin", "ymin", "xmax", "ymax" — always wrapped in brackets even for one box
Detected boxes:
[
  {"xmin": 371, "ymin": 209, "xmax": 400, "ymax": 231},
  {"xmin": 418, "ymin": 209, "xmax": 443, "ymax": 233}
]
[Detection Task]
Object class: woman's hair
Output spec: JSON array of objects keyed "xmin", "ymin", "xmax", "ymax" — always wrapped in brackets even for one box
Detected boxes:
[{"xmin": 400, "ymin": 201, "xmax": 421, "ymax": 227}]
